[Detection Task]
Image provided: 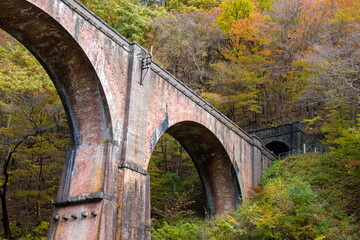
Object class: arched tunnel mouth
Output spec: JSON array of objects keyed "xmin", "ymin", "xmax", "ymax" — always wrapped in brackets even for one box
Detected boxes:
[
  {"xmin": 265, "ymin": 141, "xmax": 290, "ymax": 156},
  {"xmin": 162, "ymin": 121, "xmax": 242, "ymax": 217}
]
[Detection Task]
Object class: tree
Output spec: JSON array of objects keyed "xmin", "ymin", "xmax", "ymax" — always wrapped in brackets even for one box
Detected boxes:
[
  {"xmin": 301, "ymin": 1, "xmax": 360, "ymax": 158},
  {"xmin": 150, "ymin": 0, "xmax": 219, "ymax": 12},
  {"xmin": 151, "ymin": 10, "xmax": 226, "ymax": 89},
  {"xmin": 215, "ymin": 0, "xmax": 255, "ymax": 32},
  {"xmin": 202, "ymin": 61, "xmax": 264, "ymax": 125},
  {"xmin": 148, "ymin": 134, "xmax": 205, "ymax": 227},
  {"xmin": 0, "ymin": 30, "xmax": 69, "ymax": 238},
  {"xmin": 79, "ymin": 0, "xmax": 164, "ymax": 44},
  {"xmin": 304, "ymin": 1, "xmax": 360, "ymax": 108}
]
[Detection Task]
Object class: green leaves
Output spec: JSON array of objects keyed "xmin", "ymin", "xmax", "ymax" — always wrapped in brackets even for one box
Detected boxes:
[
  {"xmin": 152, "ymin": 221, "xmax": 204, "ymax": 240},
  {"xmin": 148, "ymin": 133, "xmax": 205, "ymax": 227},
  {"xmin": 0, "ymin": 40, "xmax": 53, "ymax": 95},
  {"xmin": 153, "ymin": 153, "xmax": 360, "ymax": 239},
  {"xmin": 81, "ymin": 0, "xmax": 164, "ymax": 44}
]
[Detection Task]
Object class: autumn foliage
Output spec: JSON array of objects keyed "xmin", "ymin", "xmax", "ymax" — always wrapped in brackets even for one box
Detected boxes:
[{"xmin": 1, "ymin": 0, "xmax": 360, "ymax": 239}]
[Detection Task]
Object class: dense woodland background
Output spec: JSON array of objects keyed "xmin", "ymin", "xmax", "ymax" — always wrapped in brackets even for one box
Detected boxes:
[{"xmin": 0, "ymin": 0, "xmax": 360, "ymax": 239}]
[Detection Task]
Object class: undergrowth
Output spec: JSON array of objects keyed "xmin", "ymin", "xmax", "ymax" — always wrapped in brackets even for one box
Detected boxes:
[{"xmin": 152, "ymin": 153, "xmax": 360, "ymax": 239}]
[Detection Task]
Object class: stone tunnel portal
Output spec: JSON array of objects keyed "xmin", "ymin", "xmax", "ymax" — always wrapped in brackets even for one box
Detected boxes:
[{"xmin": 153, "ymin": 121, "xmax": 242, "ymax": 217}]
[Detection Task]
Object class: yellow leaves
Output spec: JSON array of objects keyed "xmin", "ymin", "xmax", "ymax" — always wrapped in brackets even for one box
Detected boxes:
[
  {"xmin": 0, "ymin": 30, "xmax": 54, "ymax": 95},
  {"xmin": 303, "ymin": 116, "xmax": 324, "ymax": 126},
  {"xmin": 226, "ymin": 215, "xmax": 237, "ymax": 225},
  {"xmin": 201, "ymin": 92, "xmax": 224, "ymax": 105},
  {"xmin": 215, "ymin": 0, "xmax": 255, "ymax": 32},
  {"xmin": 263, "ymin": 178, "xmax": 292, "ymax": 209},
  {"xmin": 219, "ymin": 11, "xmax": 273, "ymax": 67},
  {"xmin": 331, "ymin": 1, "xmax": 360, "ymax": 24},
  {"xmin": 247, "ymin": 203, "xmax": 283, "ymax": 229}
]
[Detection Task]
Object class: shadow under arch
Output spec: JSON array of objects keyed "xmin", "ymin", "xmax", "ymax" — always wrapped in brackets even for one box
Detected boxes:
[
  {"xmin": 0, "ymin": 0, "xmax": 113, "ymax": 146},
  {"xmin": 151, "ymin": 120, "xmax": 242, "ymax": 217},
  {"xmin": 265, "ymin": 141, "xmax": 290, "ymax": 156}
]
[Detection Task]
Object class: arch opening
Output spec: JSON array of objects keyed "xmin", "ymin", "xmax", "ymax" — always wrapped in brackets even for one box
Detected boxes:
[
  {"xmin": 0, "ymin": 1, "xmax": 113, "ymax": 238},
  {"xmin": 149, "ymin": 133, "xmax": 206, "ymax": 226},
  {"xmin": 150, "ymin": 121, "xmax": 242, "ymax": 220},
  {"xmin": 0, "ymin": 0, "xmax": 113, "ymax": 146},
  {"xmin": 0, "ymin": 30, "xmax": 70, "ymax": 238},
  {"xmin": 265, "ymin": 141, "xmax": 290, "ymax": 156}
]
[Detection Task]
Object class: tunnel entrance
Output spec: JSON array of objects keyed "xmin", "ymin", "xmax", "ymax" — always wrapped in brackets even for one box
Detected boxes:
[{"xmin": 265, "ymin": 141, "xmax": 290, "ymax": 156}]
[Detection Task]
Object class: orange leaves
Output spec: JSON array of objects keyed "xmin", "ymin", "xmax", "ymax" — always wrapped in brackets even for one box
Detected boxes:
[
  {"xmin": 230, "ymin": 12, "xmax": 263, "ymax": 39},
  {"xmin": 348, "ymin": 158, "xmax": 360, "ymax": 167},
  {"xmin": 228, "ymin": 12, "xmax": 269, "ymax": 62}
]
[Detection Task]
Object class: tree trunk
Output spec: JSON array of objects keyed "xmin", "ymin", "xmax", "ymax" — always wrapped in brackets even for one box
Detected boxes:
[
  {"xmin": 0, "ymin": 191, "xmax": 11, "ymax": 239},
  {"xmin": 37, "ymin": 157, "xmax": 44, "ymax": 219},
  {"xmin": 161, "ymin": 139, "xmax": 168, "ymax": 171},
  {"xmin": 1, "ymin": 149, "xmax": 13, "ymax": 239}
]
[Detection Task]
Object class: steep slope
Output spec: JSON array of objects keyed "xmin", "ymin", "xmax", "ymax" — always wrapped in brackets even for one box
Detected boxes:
[{"xmin": 152, "ymin": 153, "xmax": 360, "ymax": 239}]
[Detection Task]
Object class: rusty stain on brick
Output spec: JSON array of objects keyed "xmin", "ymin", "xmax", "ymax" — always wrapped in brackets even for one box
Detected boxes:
[{"xmin": 51, "ymin": 191, "xmax": 117, "ymax": 207}]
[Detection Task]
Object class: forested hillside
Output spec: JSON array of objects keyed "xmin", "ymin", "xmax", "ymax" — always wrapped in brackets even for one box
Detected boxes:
[
  {"xmin": 0, "ymin": 30, "xmax": 70, "ymax": 239},
  {"xmin": 152, "ymin": 153, "xmax": 360, "ymax": 239},
  {"xmin": 0, "ymin": 0, "xmax": 359, "ymax": 239}
]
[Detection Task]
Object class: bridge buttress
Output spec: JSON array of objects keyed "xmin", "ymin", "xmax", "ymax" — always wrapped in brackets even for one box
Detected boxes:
[
  {"xmin": 114, "ymin": 44, "xmax": 152, "ymax": 239},
  {"xmin": 251, "ymin": 136, "xmax": 263, "ymax": 187},
  {"xmin": 49, "ymin": 141, "xmax": 119, "ymax": 239}
]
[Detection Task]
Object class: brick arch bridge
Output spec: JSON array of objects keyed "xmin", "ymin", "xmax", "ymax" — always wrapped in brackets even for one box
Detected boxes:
[{"xmin": 0, "ymin": 0, "xmax": 275, "ymax": 239}]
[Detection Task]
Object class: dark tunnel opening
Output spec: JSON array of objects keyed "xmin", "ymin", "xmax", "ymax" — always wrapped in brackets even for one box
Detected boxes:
[{"xmin": 265, "ymin": 141, "xmax": 290, "ymax": 156}]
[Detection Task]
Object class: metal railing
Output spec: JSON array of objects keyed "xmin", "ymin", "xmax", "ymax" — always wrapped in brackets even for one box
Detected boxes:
[{"xmin": 278, "ymin": 146, "xmax": 327, "ymax": 159}]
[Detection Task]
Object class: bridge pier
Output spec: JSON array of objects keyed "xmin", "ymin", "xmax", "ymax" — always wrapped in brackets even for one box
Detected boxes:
[
  {"xmin": 48, "ymin": 141, "xmax": 151, "ymax": 239},
  {"xmin": 48, "ymin": 141, "xmax": 120, "ymax": 239},
  {"xmin": 115, "ymin": 168, "xmax": 151, "ymax": 240}
]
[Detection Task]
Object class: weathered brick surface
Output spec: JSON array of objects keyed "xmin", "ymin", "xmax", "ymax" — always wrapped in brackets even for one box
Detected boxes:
[{"xmin": 0, "ymin": 0, "xmax": 276, "ymax": 239}]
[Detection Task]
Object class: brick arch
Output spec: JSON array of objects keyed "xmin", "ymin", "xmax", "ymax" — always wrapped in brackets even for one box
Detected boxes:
[
  {"xmin": 0, "ymin": 3, "xmax": 118, "ymax": 238},
  {"xmin": 150, "ymin": 120, "xmax": 242, "ymax": 216},
  {"xmin": 0, "ymin": 0, "xmax": 113, "ymax": 146}
]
